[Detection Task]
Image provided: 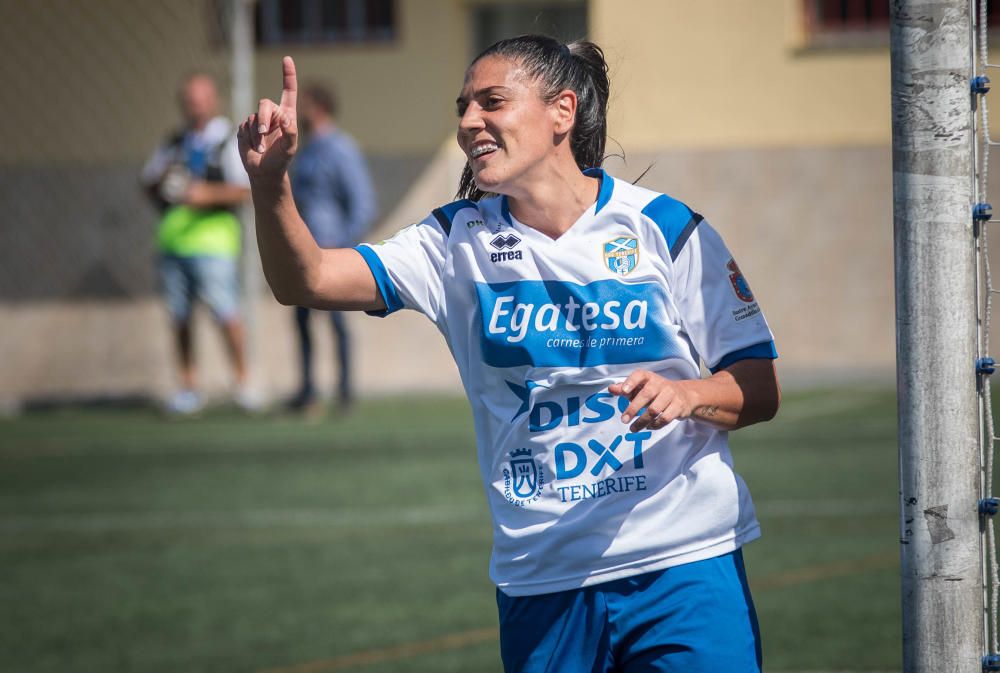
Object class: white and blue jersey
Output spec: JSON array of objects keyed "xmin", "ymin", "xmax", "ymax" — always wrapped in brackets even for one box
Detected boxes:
[{"xmin": 355, "ymin": 168, "xmax": 776, "ymax": 597}]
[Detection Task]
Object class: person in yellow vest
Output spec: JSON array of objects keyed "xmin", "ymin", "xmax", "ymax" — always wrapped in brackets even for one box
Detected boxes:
[{"xmin": 141, "ymin": 72, "xmax": 255, "ymax": 414}]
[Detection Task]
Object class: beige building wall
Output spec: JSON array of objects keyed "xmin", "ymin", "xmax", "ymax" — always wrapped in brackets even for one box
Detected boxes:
[
  {"xmin": 590, "ymin": 0, "xmax": 897, "ymax": 383},
  {"xmin": 591, "ymin": 0, "xmax": 890, "ymax": 149}
]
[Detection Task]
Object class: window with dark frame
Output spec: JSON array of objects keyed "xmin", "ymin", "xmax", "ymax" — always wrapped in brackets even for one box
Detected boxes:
[
  {"xmin": 804, "ymin": 0, "xmax": 1000, "ymax": 46},
  {"xmin": 255, "ymin": 0, "xmax": 395, "ymax": 46},
  {"xmin": 809, "ymin": 0, "xmax": 889, "ymax": 32},
  {"xmin": 471, "ymin": 4, "xmax": 588, "ymax": 57}
]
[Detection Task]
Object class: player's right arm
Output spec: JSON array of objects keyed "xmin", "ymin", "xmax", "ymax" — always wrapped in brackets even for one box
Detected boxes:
[{"xmin": 237, "ymin": 56, "xmax": 384, "ymax": 312}]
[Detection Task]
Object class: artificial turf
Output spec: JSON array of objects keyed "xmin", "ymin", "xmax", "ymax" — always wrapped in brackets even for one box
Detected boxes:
[{"xmin": 0, "ymin": 387, "xmax": 901, "ymax": 672}]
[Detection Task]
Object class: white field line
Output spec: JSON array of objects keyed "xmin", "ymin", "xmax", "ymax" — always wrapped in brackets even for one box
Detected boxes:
[
  {"xmin": 2, "ymin": 391, "xmax": 889, "ymax": 457},
  {"xmin": 255, "ymin": 550, "xmax": 900, "ymax": 673},
  {"xmin": 0, "ymin": 427, "xmax": 468, "ymax": 456},
  {"xmin": 756, "ymin": 498, "xmax": 895, "ymax": 517},
  {"xmin": 0, "ymin": 498, "xmax": 893, "ymax": 534},
  {"xmin": 0, "ymin": 505, "xmax": 483, "ymax": 533},
  {"xmin": 772, "ymin": 389, "xmax": 890, "ymax": 423}
]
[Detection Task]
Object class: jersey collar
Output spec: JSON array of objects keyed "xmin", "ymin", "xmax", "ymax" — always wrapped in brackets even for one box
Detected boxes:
[
  {"xmin": 500, "ymin": 167, "xmax": 614, "ymax": 225},
  {"xmin": 584, "ymin": 167, "xmax": 614, "ymax": 214}
]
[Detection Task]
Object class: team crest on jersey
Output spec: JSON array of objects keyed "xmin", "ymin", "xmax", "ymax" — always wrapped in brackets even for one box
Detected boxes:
[
  {"xmin": 604, "ymin": 236, "xmax": 639, "ymax": 276},
  {"xmin": 727, "ymin": 258, "xmax": 754, "ymax": 302},
  {"xmin": 503, "ymin": 448, "xmax": 545, "ymax": 506}
]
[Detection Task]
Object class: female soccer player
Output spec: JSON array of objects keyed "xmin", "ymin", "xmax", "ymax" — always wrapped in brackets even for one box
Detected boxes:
[{"xmin": 239, "ymin": 35, "xmax": 780, "ymax": 673}]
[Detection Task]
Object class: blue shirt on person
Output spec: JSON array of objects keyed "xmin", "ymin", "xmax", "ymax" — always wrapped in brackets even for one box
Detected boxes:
[{"xmin": 291, "ymin": 128, "xmax": 376, "ymax": 249}]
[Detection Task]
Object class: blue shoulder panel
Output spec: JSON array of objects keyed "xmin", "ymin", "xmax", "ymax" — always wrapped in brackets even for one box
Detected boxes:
[
  {"xmin": 641, "ymin": 194, "xmax": 704, "ymax": 261},
  {"xmin": 431, "ymin": 199, "xmax": 477, "ymax": 236}
]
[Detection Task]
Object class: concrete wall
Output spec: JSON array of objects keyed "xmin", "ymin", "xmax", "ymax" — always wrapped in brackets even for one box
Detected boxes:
[
  {"xmin": 0, "ymin": 153, "xmax": 431, "ymax": 301},
  {"xmin": 0, "ymin": 141, "xmax": 473, "ymax": 404},
  {"xmin": 2, "ymin": 141, "xmax": 910, "ymax": 403},
  {"xmin": 0, "ymin": 298, "xmax": 458, "ymax": 403},
  {"xmin": 605, "ymin": 145, "xmax": 898, "ymax": 384}
]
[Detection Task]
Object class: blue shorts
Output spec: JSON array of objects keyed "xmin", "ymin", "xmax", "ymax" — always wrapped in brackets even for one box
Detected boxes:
[
  {"xmin": 159, "ymin": 254, "xmax": 240, "ymax": 323},
  {"xmin": 496, "ymin": 549, "xmax": 762, "ymax": 673}
]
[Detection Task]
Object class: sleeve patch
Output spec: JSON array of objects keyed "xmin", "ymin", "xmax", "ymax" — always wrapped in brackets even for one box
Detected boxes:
[{"xmin": 726, "ymin": 258, "xmax": 755, "ymax": 303}]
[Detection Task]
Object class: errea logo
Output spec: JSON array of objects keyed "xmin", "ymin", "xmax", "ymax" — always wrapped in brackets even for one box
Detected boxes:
[
  {"xmin": 489, "ymin": 233, "xmax": 523, "ymax": 263},
  {"xmin": 491, "ymin": 234, "xmax": 520, "ymax": 250}
]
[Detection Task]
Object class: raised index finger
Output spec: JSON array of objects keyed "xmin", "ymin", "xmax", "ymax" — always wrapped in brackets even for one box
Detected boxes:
[{"xmin": 279, "ymin": 55, "xmax": 297, "ymax": 112}]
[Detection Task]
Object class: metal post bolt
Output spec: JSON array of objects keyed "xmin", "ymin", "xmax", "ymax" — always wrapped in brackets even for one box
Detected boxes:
[{"xmin": 978, "ymin": 358, "xmax": 997, "ymax": 376}]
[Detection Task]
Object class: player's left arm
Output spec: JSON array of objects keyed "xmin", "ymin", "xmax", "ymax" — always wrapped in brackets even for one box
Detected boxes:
[{"xmin": 609, "ymin": 358, "xmax": 780, "ymax": 433}]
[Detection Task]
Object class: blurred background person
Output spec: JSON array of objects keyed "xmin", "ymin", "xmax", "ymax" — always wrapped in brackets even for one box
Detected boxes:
[
  {"xmin": 141, "ymin": 72, "xmax": 254, "ymax": 415},
  {"xmin": 287, "ymin": 83, "xmax": 376, "ymax": 414}
]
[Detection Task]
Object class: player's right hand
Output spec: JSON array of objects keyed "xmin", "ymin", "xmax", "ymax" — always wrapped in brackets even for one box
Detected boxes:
[{"xmin": 238, "ymin": 55, "xmax": 298, "ymax": 183}]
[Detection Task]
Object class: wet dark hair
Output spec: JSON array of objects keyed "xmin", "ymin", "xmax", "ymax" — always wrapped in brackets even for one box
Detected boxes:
[
  {"xmin": 456, "ymin": 34, "xmax": 610, "ymax": 201},
  {"xmin": 302, "ymin": 83, "xmax": 338, "ymax": 118}
]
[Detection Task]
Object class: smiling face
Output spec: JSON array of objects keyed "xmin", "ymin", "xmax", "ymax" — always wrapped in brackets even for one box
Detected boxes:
[{"xmin": 456, "ymin": 56, "xmax": 572, "ymax": 196}]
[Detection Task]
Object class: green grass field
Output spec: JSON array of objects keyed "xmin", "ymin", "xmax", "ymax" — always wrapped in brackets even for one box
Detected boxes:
[{"xmin": 0, "ymin": 387, "xmax": 901, "ymax": 673}]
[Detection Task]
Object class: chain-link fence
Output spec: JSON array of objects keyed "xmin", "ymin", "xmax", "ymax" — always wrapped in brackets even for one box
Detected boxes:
[
  {"xmin": 0, "ymin": 0, "xmax": 239, "ymax": 303},
  {"xmin": 0, "ymin": 0, "xmax": 257, "ymax": 405},
  {"xmin": 0, "ymin": 0, "xmax": 467, "ymax": 406}
]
